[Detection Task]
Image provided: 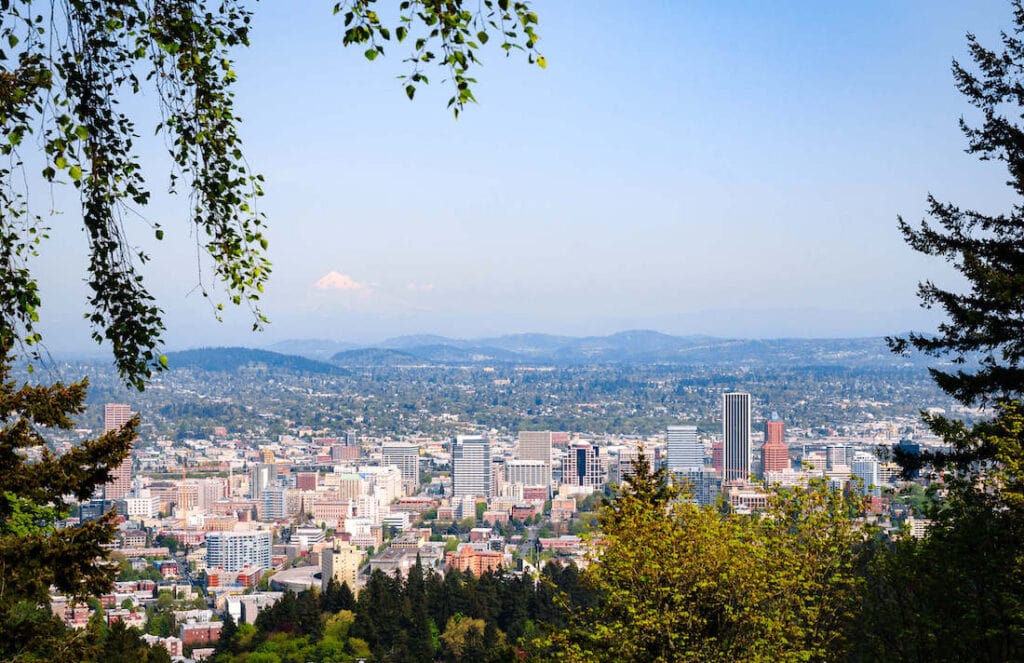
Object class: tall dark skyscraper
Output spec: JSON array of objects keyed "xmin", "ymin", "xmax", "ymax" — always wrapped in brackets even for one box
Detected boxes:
[{"xmin": 722, "ymin": 392, "xmax": 751, "ymax": 482}]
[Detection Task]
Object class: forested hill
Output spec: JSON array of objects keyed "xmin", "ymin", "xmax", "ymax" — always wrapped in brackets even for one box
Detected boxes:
[{"xmin": 166, "ymin": 347, "xmax": 348, "ymax": 375}]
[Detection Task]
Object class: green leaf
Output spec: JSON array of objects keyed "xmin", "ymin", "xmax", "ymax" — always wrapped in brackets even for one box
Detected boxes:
[
  {"xmin": 8, "ymin": 34, "xmax": 18, "ymax": 48},
  {"xmin": 75, "ymin": 125, "xmax": 88, "ymax": 141},
  {"xmin": 365, "ymin": 48, "xmax": 379, "ymax": 61},
  {"xmin": 68, "ymin": 165, "xmax": 82, "ymax": 181},
  {"xmin": 155, "ymin": 229, "xmax": 164, "ymax": 240},
  {"xmin": 158, "ymin": 354, "xmax": 169, "ymax": 369},
  {"xmin": 405, "ymin": 84, "xmax": 416, "ymax": 100},
  {"xmin": 477, "ymin": 31, "xmax": 489, "ymax": 44}
]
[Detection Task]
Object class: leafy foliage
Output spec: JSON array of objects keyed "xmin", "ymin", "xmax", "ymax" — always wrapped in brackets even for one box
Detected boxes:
[
  {"xmin": 542, "ymin": 469, "xmax": 866, "ymax": 663},
  {"xmin": 0, "ymin": 0, "xmax": 541, "ymax": 390},
  {"xmin": 334, "ymin": 0, "xmax": 543, "ymax": 112}
]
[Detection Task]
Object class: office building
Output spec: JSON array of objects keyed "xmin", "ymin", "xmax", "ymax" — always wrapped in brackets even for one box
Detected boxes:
[
  {"xmin": 262, "ymin": 486, "xmax": 286, "ymax": 521},
  {"xmin": 611, "ymin": 445, "xmax": 657, "ymax": 485},
  {"xmin": 103, "ymin": 403, "xmax": 134, "ymax": 500},
  {"xmin": 826, "ymin": 445, "xmax": 853, "ymax": 471},
  {"xmin": 381, "ymin": 443, "xmax": 420, "ymax": 488},
  {"xmin": 672, "ymin": 467, "xmax": 721, "ymax": 507},
  {"xmin": 206, "ymin": 530, "xmax": 272, "ymax": 572},
  {"xmin": 762, "ymin": 413, "xmax": 789, "ymax": 474},
  {"xmin": 852, "ymin": 454, "xmax": 881, "ymax": 497},
  {"xmin": 505, "ymin": 459, "xmax": 550, "ymax": 488},
  {"xmin": 249, "ymin": 463, "xmax": 276, "ymax": 500},
  {"xmin": 451, "ymin": 436, "xmax": 492, "ymax": 499},
  {"xmin": 518, "ymin": 430, "xmax": 552, "ymax": 463},
  {"xmin": 517, "ymin": 430, "xmax": 552, "ymax": 486},
  {"xmin": 561, "ymin": 442, "xmax": 604, "ymax": 488},
  {"xmin": 666, "ymin": 424, "xmax": 701, "ymax": 472},
  {"xmin": 322, "ymin": 539, "xmax": 362, "ymax": 596},
  {"xmin": 722, "ymin": 392, "xmax": 751, "ymax": 482}
]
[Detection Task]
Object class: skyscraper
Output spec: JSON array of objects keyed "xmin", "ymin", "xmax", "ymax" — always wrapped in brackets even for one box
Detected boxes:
[
  {"xmin": 561, "ymin": 442, "xmax": 604, "ymax": 488},
  {"xmin": 103, "ymin": 403, "xmax": 134, "ymax": 500},
  {"xmin": 451, "ymin": 436, "xmax": 492, "ymax": 499},
  {"xmin": 722, "ymin": 392, "xmax": 751, "ymax": 482},
  {"xmin": 206, "ymin": 530, "xmax": 272, "ymax": 571},
  {"xmin": 851, "ymin": 454, "xmax": 881, "ymax": 497},
  {"xmin": 666, "ymin": 424, "xmax": 701, "ymax": 472},
  {"xmin": 516, "ymin": 430, "xmax": 553, "ymax": 487},
  {"xmin": 518, "ymin": 430, "xmax": 552, "ymax": 463},
  {"xmin": 249, "ymin": 463, "xmax": 276, "ymax": 500},
  {"xmin": 381, "ymin": 442, "xmax": 420, "ymax": 489},
  {"xmin": 505, "ymin": 460, "xmax": 550, "ymax": 487},
  {"xmin": 762, "ymin": 412, "xmax": 789, "ymax": 474}
]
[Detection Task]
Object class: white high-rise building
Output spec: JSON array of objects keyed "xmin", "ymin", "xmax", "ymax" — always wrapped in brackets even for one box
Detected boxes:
[
  {"xmin": 852, "ymin": 454, "xmax": 881, "ymax": 497},
  {"xmin": 666, "ymin": 425, "xmax": 701, "ymax": 472},
  {"xmin": 451, "ymin": 436, "xmax": 492, "ymax": 499},
  {"xmin": 206, "ymin": 530, "xmax": 272, "ymax": 571},
  {"xmin": 723, "ymin": 393, "xmax": 751, "ymax": 483},
  {"xmin": 381, "ymin": 443, "xmax": 420, "ymax": 489},
  {"xmin": 505, "ymin": 459, "xmax": 550, "ymax": 487},
  {"xmin": 562, "ymin": 442, "xmax": 604, "ymax": 488}
]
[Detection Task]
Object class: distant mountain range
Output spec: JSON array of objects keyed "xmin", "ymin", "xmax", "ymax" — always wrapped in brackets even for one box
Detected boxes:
[{"xmin": 249, "ymin": 330, "xmax": 938, "ymax": 370}]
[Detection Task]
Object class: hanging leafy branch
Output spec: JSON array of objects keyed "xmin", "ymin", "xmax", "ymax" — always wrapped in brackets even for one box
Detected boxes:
[
  {"xmin": 0, "ymin": 0, "xmax": 541, "ymax": 390},
  {"xmin": 335, "ymin": 0, "xmax": 543, "ymax": 112}
]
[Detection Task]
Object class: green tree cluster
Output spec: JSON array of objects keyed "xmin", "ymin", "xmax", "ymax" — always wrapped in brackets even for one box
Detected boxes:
[
  {"xmin": 211, "ymin": 559, "xmax": 595, "ymax": 662},
  {"xmin": 538, "ymin": 458, "xmax": 864, "ymax": 662}
]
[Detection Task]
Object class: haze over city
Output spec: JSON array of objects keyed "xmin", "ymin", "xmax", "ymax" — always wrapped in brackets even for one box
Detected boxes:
[{"xmin": 31, "ymin": 1, "xmax": 1011, "ymax": 352}]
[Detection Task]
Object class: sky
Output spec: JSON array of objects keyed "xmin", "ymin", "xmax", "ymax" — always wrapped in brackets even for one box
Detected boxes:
[{"xmin": 31, "ymin": 1, "xmax": 1021, "ymax": 352}]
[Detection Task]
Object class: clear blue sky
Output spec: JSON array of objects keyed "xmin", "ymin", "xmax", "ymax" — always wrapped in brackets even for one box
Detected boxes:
[{"xmin": 34, "ymin": 1, "xmax": 1019, "ymax": 351}]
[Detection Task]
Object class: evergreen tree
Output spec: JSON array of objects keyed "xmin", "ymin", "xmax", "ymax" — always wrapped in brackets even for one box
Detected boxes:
[
  {"xmin": 215, "ymin": 611, "xmax": 238, "ymax": 655},
  {"xmin": 320, "ymin": 577, "xmax": 356, "ymax": 614},
  {"xmin": 890, "ymin": 0, "xmax": 1024, "ymax": 461},
  {"xmin": 0, "ymin": 341, "xmax": 135, "ymax": 661},
  {"xmin": 877, "ymin": 4, "xmax": 1024, "ymax": 657},
  {"xmin": 404, "ymin": 557, "xmax": 437, "ymax": 663}
]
